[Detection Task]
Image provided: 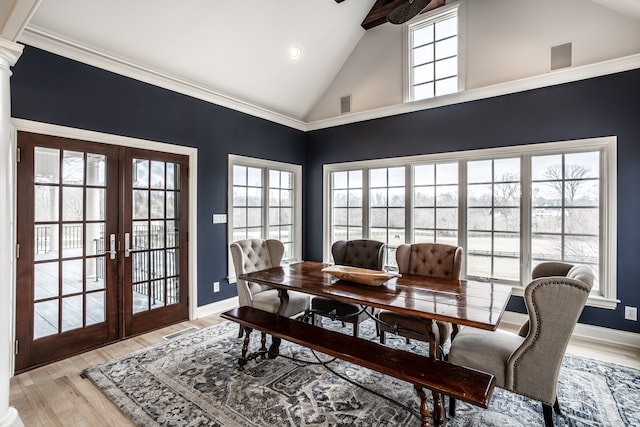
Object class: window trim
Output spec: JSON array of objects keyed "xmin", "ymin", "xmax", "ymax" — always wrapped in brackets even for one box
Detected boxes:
[
  {"xmin": 404, "ymin": 1, "xmax": 465, "ymax": 103},
  {"xmin": 227, "ymin": 154, "xmax": 302, "ymax": 282},
  {"xmin": 323, "ymin": 136, "xmax": 618, "ymax": 309}
]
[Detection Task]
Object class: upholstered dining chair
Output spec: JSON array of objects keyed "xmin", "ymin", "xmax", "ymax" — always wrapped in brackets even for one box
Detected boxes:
[
  {"xmin": 310, "ymin": 239, "xmax": 385, "ymax": 337},
  {"xmin": 378, "ymin": 243, "xmax": 463, "ymax": 357},
  {"xmin": 230, "ymin": 239, "xmax": 310, "ymax": 338},
  {"xmin": 448, "ymin": 262, "xmax": 594, "ymax": 427}
]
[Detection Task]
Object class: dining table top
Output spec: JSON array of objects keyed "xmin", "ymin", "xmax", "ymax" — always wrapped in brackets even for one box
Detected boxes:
[{"xmin": 239, "ymin": 261, "xmax": 512, "ymax": 331}]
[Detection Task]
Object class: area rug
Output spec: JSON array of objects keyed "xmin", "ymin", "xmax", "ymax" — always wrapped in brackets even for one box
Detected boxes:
[{"xmin": 83, "ymin": 320, "xmax": 639, "ymax": 426}]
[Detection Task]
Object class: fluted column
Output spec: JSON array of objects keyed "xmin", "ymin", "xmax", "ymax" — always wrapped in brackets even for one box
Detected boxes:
[{"xmin": 0, "ymin": 38, "xmax": 24, "ymax": 427}]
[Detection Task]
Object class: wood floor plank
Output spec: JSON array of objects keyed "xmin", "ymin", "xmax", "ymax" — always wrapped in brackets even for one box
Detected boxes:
[{"xmin": 10, "ymin": 312, "xmax": 638, "ymax": 426}]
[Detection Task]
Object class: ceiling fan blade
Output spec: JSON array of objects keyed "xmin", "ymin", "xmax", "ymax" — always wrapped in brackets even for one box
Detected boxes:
[{"xmin": 387, "ymin": 0, "xmax": 433, "ymax": 25}]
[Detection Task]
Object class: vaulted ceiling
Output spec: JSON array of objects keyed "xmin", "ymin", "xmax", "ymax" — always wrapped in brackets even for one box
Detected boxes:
[{"xmin": 4, "ymin": 0, "xmax": 640, "ymax": 125}]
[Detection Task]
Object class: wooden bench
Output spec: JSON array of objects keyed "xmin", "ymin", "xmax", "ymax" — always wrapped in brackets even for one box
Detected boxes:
[{"xmin": 222, "ymin": 306, "xmax": 495, "ymax": 427}]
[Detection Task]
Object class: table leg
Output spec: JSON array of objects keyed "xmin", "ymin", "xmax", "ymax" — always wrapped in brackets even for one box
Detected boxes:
[
  {"xmin": 414, "ymin": 385, "xmax": 431, "ymax": 427},
  {"xmin": 428, "ymin": 319, "xmax": 441, "ymax": 360},
  {"xmin": 268, "ymin": 289, "xmax": 290, "ymax": 358}
]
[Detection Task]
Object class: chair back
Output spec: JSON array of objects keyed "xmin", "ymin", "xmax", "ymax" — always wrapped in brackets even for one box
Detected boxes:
[
  {"xmin": 230, "ymin": 239, "xmax": 284, "ymax": 307},
  {"xmin": 331, "ymin": 239, "xmax": 385, "ymax": 270},
  {"xmin": 395, "ymin": 243, "xmax": 462, "ymax": 278},
  {"xmin": 507, "ymin": 265, "xmax": 594, "ymax": 405}
]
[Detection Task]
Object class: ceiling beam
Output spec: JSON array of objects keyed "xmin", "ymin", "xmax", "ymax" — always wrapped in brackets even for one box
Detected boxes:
[{"xmin": 361, "ymin": 0, "xmax": 445, "ymax": 30}]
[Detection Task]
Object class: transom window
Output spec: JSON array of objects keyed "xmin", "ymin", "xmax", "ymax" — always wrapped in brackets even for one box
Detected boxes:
[
  {"xmin": 228, "ymin": 155, "xmax": 301, "ymax": 271},
  {"xmin": 408, "ymin": 4, "xmax": 460, "ymax": 101},
  {"xmin": 324, "ymin": 137, "xmax": 616, "ymax": 308}
]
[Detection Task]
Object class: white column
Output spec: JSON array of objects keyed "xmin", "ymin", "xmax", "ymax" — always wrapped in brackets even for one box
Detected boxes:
[{"xmin": 0, "ymin": 38, "xmax": 24, "ymax": 427}]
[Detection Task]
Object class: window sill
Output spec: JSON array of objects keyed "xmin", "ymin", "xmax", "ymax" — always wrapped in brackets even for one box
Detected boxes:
[{"xmin": 509, "ymin": 285, "xmax": 618, "ymax": 310}]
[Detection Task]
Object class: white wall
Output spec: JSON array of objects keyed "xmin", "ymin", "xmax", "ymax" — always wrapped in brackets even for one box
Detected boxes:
[{"xmin": 306, "ymin": 0, "xmax": 640, "ymax": 122}]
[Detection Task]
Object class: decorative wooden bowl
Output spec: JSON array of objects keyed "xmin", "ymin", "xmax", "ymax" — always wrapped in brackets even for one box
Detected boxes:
[{"xmin": 321, "ymin": 265, "xmax": 400, "ymax": 286}]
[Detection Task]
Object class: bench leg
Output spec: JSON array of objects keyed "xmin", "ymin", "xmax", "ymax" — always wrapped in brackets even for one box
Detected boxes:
[
  {"xmin": 432, "ymin": 390, "xmax": 446, "ymax": 427},
  {"xmin": 239, "ymin": 326, "xmax": 252, "ymax": 371},
  {"xmin": 260, "ymin": 331, "xmax": 268, "ymax": 358},
  {"xmin": 414, "ymin": 386, "xmax": 431, "ymax": 427}
]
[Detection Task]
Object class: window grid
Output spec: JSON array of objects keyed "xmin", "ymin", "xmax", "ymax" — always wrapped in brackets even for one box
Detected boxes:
[
  {"xmin": 323, "ymin": 137, "xmax": 614, "ymax": 307},
  {"xmin": 531, "ymin": 152, "xmax": 600, "ymax": 290},
  {"xmin": 369, "ymin": 167, "xmax": 405, "ymax": 268},
  {"xmin": 268, "ymin": 170, "xmax": 295, "ymax": 260},
  {"xmin": 413, "ymin": 163, "xmax": 459, "ymax": 246},
  {"xmin": 330, "ymin": 170, "xmax": 364, "ymax": 243},
  {"xmin": 466, "ymin": 158, "xmax": 521, "ymax": 283},
  {"xmin": 229, "ymin": 156, "xmax": 301, "ymax": 265},
  {"xmin": 409, "ymin": 9, "xmax": 459, "ymax": 101}
]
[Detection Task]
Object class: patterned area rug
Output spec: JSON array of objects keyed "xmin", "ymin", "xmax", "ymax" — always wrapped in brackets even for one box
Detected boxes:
[{"xmin": 83, "ymin": 320, "xmax": 639, "ymax": 426}]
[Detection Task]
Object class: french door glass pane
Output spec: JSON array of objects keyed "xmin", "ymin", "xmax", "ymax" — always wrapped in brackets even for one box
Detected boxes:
[
  {"xmin": 34, "ymin": 300, "xmax": 58, "ymax": 339},
  {"xmin": 86, "ymin": 291, "xmax": 105, "ymax": 325},
  {"xmin": 34, "ymin": 262, "xmax": 58, "ymax": 300},
  {"xmin": 34, "ymin": 186, "xmax": 58, "ymax": 222},
  {"xmin": 62, "ymin": 259, "xmax": 83, "ymax": 295},
  {"xmin": 35, "ymin": 147, "xmax": 60, "ymax": 183},
  {"xmin": 62, "ymin": 151, "xmax": 84, "ymax": 185},
  {"xmin": 131, "ymin": 159, "xmax": 182, "ymax": 312},
  {"xmin": 86, "ymin": 153, "xmax": 106, "ymax": 186},
  {"xmin": 32, "ymin": 145, "xmax": 111, "ymax": 340},
  {"xmin": 62, "ymin": 295, "xmax": 83, "ymax": 332}
]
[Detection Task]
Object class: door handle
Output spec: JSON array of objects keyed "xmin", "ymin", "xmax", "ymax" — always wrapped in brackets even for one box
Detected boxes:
[
  {"xmin": 124, "ymin": 232, "xmax": 132, "ymax": 258},
  {"xmin": 106, "ymin": 233, "xmax": 116, "ymax": 260}
]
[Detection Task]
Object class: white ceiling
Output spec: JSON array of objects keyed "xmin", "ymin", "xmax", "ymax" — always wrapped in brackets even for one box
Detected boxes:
[
  {"xmin": 9, "ymin": 0, "xmax": 640, "ymax": 126},
  {"xmin": 23, "ymin": 0, "xmax": 376, "ymax": 121}
]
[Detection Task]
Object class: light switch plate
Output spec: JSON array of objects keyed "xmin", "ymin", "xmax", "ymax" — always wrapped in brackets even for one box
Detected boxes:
[{"xmin": 212, "ymin": 214, "xmax": 227, "ymax": 224}]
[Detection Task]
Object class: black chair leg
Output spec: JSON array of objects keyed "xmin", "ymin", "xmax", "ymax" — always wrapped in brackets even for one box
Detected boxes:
[
  {"xmin": 237, "ymin": 323, "xmax": 244, "ymax": 338},
  {"xmin": 380, "ymin": 330, "xmax": 386, "ymax": 344},
  {"xmin": 553, "ymin": 398, "xmax": 562, "ymax": 415},
  {"xmin": 542, "ymin": 403, "xmax": 554, "ymax": 427},
  {"xmin": 449, "ymin": 397, "xmax": 456, "ymax": 416}
]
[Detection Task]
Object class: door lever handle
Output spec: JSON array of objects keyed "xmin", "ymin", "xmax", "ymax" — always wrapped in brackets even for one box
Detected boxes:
[
  {"xmin": 106, "ymin": 233, "xmax": 116, "ymax": 260},
  {"xmin": 124, "ymin": 232, "xmax": 132, "ymax": 258}
]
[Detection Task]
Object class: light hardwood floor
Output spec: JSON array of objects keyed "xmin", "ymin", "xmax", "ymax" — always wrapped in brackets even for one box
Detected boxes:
[{"xmin": 10, "ymin": 313, "xmax": 640, "ymax": 427}]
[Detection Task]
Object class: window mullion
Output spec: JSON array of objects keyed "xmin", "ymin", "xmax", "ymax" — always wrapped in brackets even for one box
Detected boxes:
[
  {"xmin": 520, "ymin": 155, "xmax": 532, "ymax": 285},
  {"xmin": 263, "ymin": 167, "xmax": 268, "ymax": 240},
  {"xmin": 458, "ymin": 160, "xmax": 468, "ymax": 276},
  {"xmin": 363, "ymin": 168, "xmax": 370, "ymax": 239},
  {"xmin": 406, "ymin": 165, "xmax": 413, "ymax": 243}
]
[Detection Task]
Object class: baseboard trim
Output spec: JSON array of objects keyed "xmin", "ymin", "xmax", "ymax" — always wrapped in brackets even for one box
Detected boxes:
[
  {"xmin": 195, "ymin": 297, "xmax": 239, "ymax": 319},
  {"xmin": 501, "ymin": 311, "xmax": 640, "ymax": 350}
]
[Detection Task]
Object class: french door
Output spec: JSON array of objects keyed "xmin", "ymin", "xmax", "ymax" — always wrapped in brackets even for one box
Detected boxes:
[{"xmin": 15, "ymin": 132, "xmax": 189, "ymax": 372}]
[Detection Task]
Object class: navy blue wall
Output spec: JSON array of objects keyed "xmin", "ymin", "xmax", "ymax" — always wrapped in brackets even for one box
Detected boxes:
[
  {"xmin": 11, "ymin": 46, "xmax": 640, "ymax": 333},
  {"xmin": 10, "ymin": 46, "xmax": 307, "ymax": 306},
  {"xmin": 306, "ymin": 69, "xmax": 640, "ymax": 333}
]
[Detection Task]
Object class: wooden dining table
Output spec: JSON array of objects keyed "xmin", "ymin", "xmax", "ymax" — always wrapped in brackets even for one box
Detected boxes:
[
  {"xmin": 234, "ymin": 260, "xmax": 512, "ymax": 426},
  {"xmin": 240, "ymin": 260, "xmax": 511, "ymax": 354}
]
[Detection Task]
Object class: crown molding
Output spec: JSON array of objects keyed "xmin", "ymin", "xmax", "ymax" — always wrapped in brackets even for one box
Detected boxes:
[
  {"xmin": 306, "ymin": 53, "xmax": 640, "ymax": 131},
  {"xmin": 18, "ymin": 26, "xmax": 308, "ymax": 131},
  {"xmin": 16, "ymin": 26, "xmax": 640, "ymax": 133}
]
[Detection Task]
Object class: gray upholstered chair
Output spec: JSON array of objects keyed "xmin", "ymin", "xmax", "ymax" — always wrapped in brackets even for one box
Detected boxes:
[
  {"xmin": 378, "ymin": 243, "xmax": 463, "ymax": 357},
  {"xmin": 311, "ymin": 239, "xmax": 385, "ymax": 337},
  {"xmin": 230, "ymin": 239, "xmax": 310, "ymax": 337},
  {"xmin": 448, "ymin": 262, "xmax": 594, "ymax": 427}
]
